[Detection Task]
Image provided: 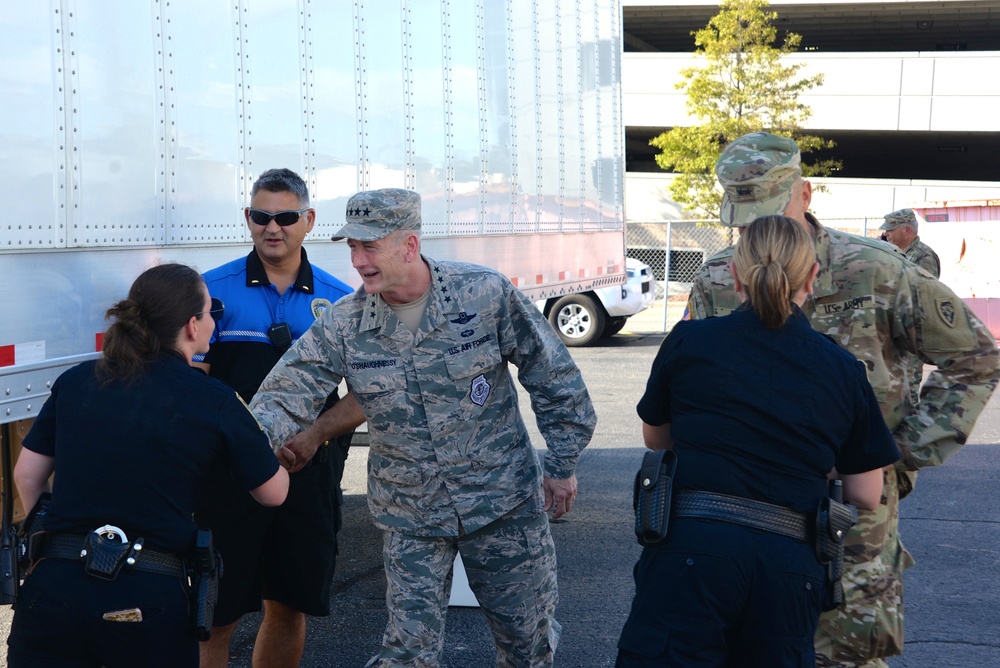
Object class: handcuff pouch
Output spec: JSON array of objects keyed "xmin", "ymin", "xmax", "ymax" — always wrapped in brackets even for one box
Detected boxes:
[{"xmin": 83, "ymin": 531, "xmax": 140, "ymax": 581}]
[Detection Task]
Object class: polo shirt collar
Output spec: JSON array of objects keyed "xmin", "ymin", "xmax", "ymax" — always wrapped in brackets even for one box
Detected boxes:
[{"xmin": 245, "ymin": 247, "xmax": 315, "ymax": 294}]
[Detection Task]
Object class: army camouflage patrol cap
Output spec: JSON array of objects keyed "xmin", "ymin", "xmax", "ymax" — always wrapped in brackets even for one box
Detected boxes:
[
  {"xmin": 716, "ymin": 133, "xmax": 802, "ymax": 227},
  {"xmin": 880, "ymin": 208, "xmax": 917, "ymax": 230},
  {"xmin": 331, "ymin": 188, "xmax": 421, "ymax": 241}
]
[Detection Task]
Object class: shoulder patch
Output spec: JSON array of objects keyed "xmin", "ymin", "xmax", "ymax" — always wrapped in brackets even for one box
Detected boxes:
[
  {"xmin": 311, "ymin": 298, "xmax": 332, "ymax": 319},
  {"xmin": 236, "ymin": 392, "xmax": 265, "ymax": 432},
  {"xmin": 935, "ymin": 298, "xmax": 956, "ymax": 328},
  {"xmin": 917, "ymin": 283, "xmax": 975, "ymax": 352}
]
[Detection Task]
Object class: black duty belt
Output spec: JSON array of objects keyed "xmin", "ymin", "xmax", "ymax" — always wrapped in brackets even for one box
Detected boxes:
[
  {"xmin": 674, "ymin": 490, "xmax": 810, "ymax": 542},
  {"xmin": 39, "ymin": 533, "xmax": 187, "ymax": 579}
]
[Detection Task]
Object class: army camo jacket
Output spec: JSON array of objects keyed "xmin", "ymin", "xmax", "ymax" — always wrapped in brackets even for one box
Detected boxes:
[
  {"xmin": 902, "ymin": 235, "xmax": 941, "ymax": 279},
  {"xmin": 687, "ymin": 214, "xmax": 999, "ymax": 472},
  {"xmin": 251, "ymin": 257, "xmax": 597, "ymax": 536}
]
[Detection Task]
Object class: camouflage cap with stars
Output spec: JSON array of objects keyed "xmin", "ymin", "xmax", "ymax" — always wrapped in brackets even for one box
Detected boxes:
[
  {"xmin": 880, "ymin": 208, "xmax": 917, "ymax": 230},
  {"xmin": 716, "ymin": 133, "xmax": 802, "ymax": 227},
  {"xmin": 331, "ymin": 188, "xmax": 422, "ymax": 242}
]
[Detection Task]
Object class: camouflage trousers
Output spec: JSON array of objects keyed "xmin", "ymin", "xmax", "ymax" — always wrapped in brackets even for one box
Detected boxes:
[
  {"xmin": 814, "ymin": 468, "xmax": 916, "ymax": 667},
  {"xmin": 368, "ymin": 502, "xmax": 561, "ymax": 668}
]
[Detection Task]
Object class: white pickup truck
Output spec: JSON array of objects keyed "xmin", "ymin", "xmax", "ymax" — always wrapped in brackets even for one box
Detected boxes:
[{"xmin": 539, "ymin": 257, "xmax": 655, "ymax": 346}]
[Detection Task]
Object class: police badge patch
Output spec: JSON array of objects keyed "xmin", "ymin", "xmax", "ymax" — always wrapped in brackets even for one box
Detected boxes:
[
  {"xmin": 936, "ymin": 298, "xmax": 957, "ymax": 328},
  {"xmin": 469, "ymin": 373, "xmax": 491, "ymax": 406},
  {"xmin": 311, "ymin": 298, "xmax": 332, "ymax": 319}
]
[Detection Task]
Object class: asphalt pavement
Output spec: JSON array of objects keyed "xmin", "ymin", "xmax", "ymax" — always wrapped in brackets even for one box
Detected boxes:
[
  {"xmin": 1, "ymin": 305, "xmax": 998, "ymax": 666},
  {"xmin": 222, "ymin": 310, "xmax": 1000, "ymax": 667}
]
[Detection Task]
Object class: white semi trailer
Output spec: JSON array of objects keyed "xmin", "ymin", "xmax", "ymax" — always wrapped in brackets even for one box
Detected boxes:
[{"xmin": 0, "ymin": 0, "xmax": 644, "ymax": 453}]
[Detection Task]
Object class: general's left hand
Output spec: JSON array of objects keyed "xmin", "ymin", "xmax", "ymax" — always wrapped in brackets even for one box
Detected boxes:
[{"xmin": 544, "ymin": 475, "xmax": 578, "ymax": 520}]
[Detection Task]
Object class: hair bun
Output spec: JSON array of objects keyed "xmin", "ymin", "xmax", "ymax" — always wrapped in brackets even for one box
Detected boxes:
[{"xmin": 109, "ymin": 298, "xmax": 146, "ymax": 327}]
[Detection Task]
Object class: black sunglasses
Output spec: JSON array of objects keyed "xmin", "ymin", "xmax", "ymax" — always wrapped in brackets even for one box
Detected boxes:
[
  {"xmin": 247, "ymin": 208, "xmax": 308, "ymax": 227},
  {"xmin": 195, "ymin": 297, "xmax": 225, "ymax": 323}
]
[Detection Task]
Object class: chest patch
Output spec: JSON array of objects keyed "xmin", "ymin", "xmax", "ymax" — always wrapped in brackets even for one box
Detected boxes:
[
  {"xmin": 469, "ymin": 373, "xmax": 491, "ymax": 406},
  {"xmin": 817, "ymin": 295, "xmax": 874, "ymax": 315}
]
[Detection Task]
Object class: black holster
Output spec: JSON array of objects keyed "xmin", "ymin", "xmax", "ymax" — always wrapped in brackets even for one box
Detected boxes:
[
  {"xmin": 1, "ymin": 492, "xmax": 50, "ymax": 604},
  {"xmin": 815, "ymin": 481, "xmax": 858, "ymax": 611},
  {"xmin": 20, "ymin": 493, "xmax": 51, "ymax": 572},
  {"xmin": 2, "ymin": 493, "xmax": 54, "ymax": 604},
  {"xmin": 190, "ymin": 528, "xmax": 223, "ymax": 641},
  {"xmin": 0, "ymin": 523, "xmax": 19, "ymax": 605},
  {"xmin": 633, "ymin": 450, "xmax": 677, "ymax": 546}
]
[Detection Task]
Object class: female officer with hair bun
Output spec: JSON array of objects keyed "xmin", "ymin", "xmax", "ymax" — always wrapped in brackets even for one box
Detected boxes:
[
  {"xmin": 616, "ymin": 215, "xmax": 901, "ymax": 667},
  {"xmin": 7, "ymin": 263, "xmax": 289, "ymax": 668}
]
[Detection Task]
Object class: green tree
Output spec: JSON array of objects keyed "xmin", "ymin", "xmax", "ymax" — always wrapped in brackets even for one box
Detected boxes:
[{"xmin": 651, "ymin": 0, "xmax": 839, "ymax": 220}]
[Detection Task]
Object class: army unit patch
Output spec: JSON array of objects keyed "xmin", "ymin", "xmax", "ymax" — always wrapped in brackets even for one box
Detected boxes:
[{"xmin": 936, "ymin": 298, "xmax": 957, "ymax": 327}]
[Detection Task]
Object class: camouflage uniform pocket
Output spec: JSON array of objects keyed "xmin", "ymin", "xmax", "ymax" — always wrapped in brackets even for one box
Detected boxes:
[
  {"xmin": 917, "ymin": 283, "xmax": 975, "ymax": 352},
  {"xmin": 368, "ymin": 450, "xmax": 423, "ymax": 487},
  {"xmin": 353, "ymin": 371, "xmax": 407, "ymax": 425},
  {"xmin": 815, "ymin": 556, "xmax": 904, "ymax": 664},
  {"xmin": 443, "ymin": 337, "xmax": 502, "ymax": 381}
]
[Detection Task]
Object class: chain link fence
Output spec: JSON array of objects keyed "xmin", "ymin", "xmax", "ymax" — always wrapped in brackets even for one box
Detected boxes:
[{"xmin": 626, "ymin": 217, "xmax": 884, "ymax": 333}]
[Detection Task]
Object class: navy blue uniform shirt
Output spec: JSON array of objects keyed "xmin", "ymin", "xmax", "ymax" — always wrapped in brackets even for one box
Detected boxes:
[
  {"xmin": 638, "ymin": 305, "xmax": 899, "ymax": 513},
  {"xmin": 23, "ymin": 354, "xmax": 279, "ymax": 554}
]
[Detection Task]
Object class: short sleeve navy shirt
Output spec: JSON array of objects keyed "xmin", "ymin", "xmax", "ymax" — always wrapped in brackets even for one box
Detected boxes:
[
  {"xmin": 637, "ymin": 306, "xmax": 900, "ymax": 513},
  {"xmin": 23, "ymin": 354, "xmax": 279, "ymax": 554}
]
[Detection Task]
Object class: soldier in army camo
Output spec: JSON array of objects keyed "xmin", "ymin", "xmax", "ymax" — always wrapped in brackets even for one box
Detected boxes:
[
  {"xmin": 687, "ymin": 133, "xmax": 999, "ymax": 668},
  {"xmin": 880, "ymin": 208, "xmax": 941, "ymax": 279},
  {"xmin": 249, "ymin": 188, "xmax": 597, "ymax": 668},
  {"xmin": 880, "ymin": 208, "xmax": 942, "ymax": 405}
]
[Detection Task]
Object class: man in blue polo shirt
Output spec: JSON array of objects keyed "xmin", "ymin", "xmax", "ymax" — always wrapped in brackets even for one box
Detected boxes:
[{"xmin": 194, "ymin": 168, "xmax": 365, "ymax": 668}]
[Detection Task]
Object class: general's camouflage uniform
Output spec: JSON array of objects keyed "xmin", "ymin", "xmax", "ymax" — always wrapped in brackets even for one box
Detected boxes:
[
  {"xmin": 687, "ymin": 213, "xmax": 999, "ymax": 667},
  {"xmin": 251, "ymin": 257, "xmax": 596, "ymax": 667}
]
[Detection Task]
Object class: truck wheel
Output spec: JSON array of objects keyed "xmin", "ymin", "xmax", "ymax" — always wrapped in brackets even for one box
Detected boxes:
[
  {"xmin": 549, "ymin": 294, "xmax": 606, "ymax": 347},
  {"xmin": 603, "ymin": 317, "xmax": 627, "ymax": 338}
]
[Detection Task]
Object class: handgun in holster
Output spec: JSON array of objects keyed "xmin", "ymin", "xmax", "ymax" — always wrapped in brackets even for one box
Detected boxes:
[
  {"xmin": 1, "ymin": 492, "xmax": 51, "ymax": 605},
  {"xmin": 0, "ymin": 515, "xmax": 19, "ymax": 606},
  {"xmin": 190, "ymin": 528, "xmax": 223, "ymax": 641},
  {"xmin": 815, "ymin": 479, "xmax": 858, "ymax": 611}
]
